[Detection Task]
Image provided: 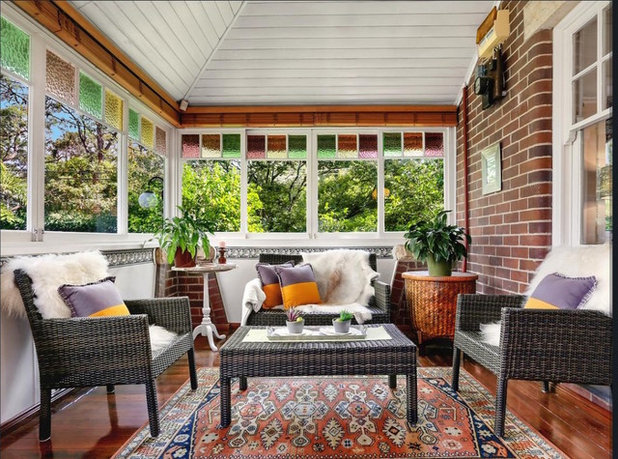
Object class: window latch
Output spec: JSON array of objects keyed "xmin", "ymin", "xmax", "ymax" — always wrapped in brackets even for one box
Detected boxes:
[{"xmin": 31, "ymin": 228, "xmax": 44, "ymax": 242}]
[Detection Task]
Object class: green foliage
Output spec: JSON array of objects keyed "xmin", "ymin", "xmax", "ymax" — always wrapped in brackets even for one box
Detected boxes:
[
  {"xmin": 404, "ymin": 210, "xmax": 470, "ymax": 263},
  {"xmin": 154, "ymin": 206, "xmax": 216, "ymax": 265},
  {"xmin": 337, "ymin": 310, "xmax": 354, "ymax": 322},
  {"xmin": 128, "ymin": 141, "xmax": 164, "ymax": 233}
]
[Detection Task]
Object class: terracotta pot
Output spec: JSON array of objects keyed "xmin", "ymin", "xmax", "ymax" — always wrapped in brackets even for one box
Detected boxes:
[
  {"xmin": 426, "ymin": 254, "xmax": 452, "ymax": 276},
  {"xmin": 174, "ymin": 248, "xmax": 196, "ymax": 268}
]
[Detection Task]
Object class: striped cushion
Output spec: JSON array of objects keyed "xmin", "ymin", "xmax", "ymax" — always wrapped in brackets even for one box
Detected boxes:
[
  {"xmin": 524, "ymin": 273, "xmax": 597, "ymax": 310},
  {"xmin": 58, "ymin": 277, "xmax": 130, "ymax": 317},
  {"xmin": 276, "ymin": 264, "xmax": 322, "ymax": 309},
  {"xmin": 256, "ymin": 261, "xmax": 294, "ymax": 309}
]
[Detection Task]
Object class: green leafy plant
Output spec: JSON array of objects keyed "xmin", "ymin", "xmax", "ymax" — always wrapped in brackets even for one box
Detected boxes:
[
  {"xmin": 336, "ymin": 310, "xmax": 354, "ymax": 322},
  {"xmin": 404, "ymin": 210, "xmax": 471, "ymax": 264},
  {"xmin": 286, "ymin": 308, "xmax": 304, "ymax": 322},
  {"xmin": 153, "ymin": 206, "xmax": 216, "ymax": 265}
]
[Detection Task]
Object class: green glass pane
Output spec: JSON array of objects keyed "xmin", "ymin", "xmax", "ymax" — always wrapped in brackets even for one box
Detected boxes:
[
  {"xmin": 141, "ymin": 117, "xmax": 154, "ymax": 149},
  {"xmin": 288, "ymin": 135, "xmax": 306, "ymax": 159},
  {"xmin": 128, "ymin": 109, "xmax": 139, "ymax": 140},
  {"xmin": 384, "ymin": 132, "xmax": 402, "ymax": 157},
  {"xmin": 79, "ymin": 72, "xmax": 102, "ymax": 119},
  {"xmin": 0, "ymin": 17, "xmax": 30, "ymax": 79},
  {"xmin": 222, "ymin": 134, "xmax": 241, "ymax": 158},
  {"xmin": 317, "ymin": 134, "xmax": 336, "ymax": 159}
]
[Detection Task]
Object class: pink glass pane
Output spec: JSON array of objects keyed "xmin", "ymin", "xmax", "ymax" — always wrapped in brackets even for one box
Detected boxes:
[
  {"xmin": 425, "ymin": 132, "xmax": 444, "ymax": 157},
  {"xmin": 46, "ymin": 50, "xmax": 75, "ymax": 104},
  {"xmin": 155, "ymin": 127, "xmax": 167, "ymax": 155},
  {"xmin": 403, "ymin": 132, "xmax": 423, "ymax": 157},
  {"xmin": 247, "ymin": 135, "xmax": 266, "ymax": 159},
  {"xmin": 182, "ymin": 134, "xmax": 200, "ymax": 158},
  {"xmin": 359, "ymin": 134, "xmax": 378, "ymax": 158}
]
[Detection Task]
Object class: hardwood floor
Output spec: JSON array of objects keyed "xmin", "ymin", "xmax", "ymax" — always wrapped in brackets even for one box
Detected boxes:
[{"xmin": 0, "ymin": 335, "xmax": 611, "ymax": 459}]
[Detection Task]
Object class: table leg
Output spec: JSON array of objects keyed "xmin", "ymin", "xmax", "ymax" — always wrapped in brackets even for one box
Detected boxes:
[
  {"xmin": 406, "ymin": 372, "xmax": 418, "ymax": 425},
  {"xmin": 220, "ymin": 377, "xmax": 231, "ymax": 428},
  {"xmin": 388, "ymin": 374, "xmax": 397, "ymax": 389},
  {"xmin": 192, "ymin": 272, "xmax": 226, "ymax": 352}
]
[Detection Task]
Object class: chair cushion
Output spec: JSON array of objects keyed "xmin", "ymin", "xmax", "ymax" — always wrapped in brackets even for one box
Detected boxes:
[
  {"xmin": 524, "ymin": 273, "xmax": 597, "ymax": 310},
  {"xmin": 58, "ymin": 277, "xmax": 130, "ymax": 317},
  {"xmin": 256, "ymin": 261, "xmax": 294, "ymax": 309},
  {"xmin": 276, "ymin": 264, "xmax": 322, "ymax": 309}
]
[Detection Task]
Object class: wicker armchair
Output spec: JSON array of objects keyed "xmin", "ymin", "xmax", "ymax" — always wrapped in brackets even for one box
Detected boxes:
[
  {"xmin": 13, "ymin": 269, "xmax": 198, "ymax": 442},
  {"xmin": 245, "ymin": 253, "xmax": 391, "ymax": 325},
  {"xmin": 452, "ymin": 294, "xmax": 612, "ymax": 437}
]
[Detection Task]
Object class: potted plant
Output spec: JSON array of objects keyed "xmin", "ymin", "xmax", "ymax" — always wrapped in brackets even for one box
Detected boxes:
[
  {"xmin": 154, "ymin": 206, "xmax": 216, "ymax": 267},
  {"xmin": 333, "ymin": 310, "xmax": 354, "ymax": 333},
  {"xmin": 286, "ymin": 308, "xmax": 304, "ymax": 334},
  {"xmin": 404, "ymin": 210, "xmax": 471, "ymax": 276}
]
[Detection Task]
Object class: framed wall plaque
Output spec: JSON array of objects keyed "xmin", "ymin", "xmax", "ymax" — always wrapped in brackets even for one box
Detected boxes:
[{"xmin": 481, "ymin": 142, "xmax": 501, "ymax": 194}]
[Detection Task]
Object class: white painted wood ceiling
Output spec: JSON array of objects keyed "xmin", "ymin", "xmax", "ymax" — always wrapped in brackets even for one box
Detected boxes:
[{"xmin": 70, "ymin": 1, "xmax": 494, "ymax": 106}]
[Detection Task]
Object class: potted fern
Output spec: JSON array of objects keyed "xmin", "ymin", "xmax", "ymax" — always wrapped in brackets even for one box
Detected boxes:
[
  {"xmin": 332, "ymin": 310, "xmax": 354, "ymax": 333},
  {"xmin": 404, "ymin": 210, "xmax": 471, "ymax": 276},
  {"xmin": 286, "ymin": 308, "xmax": 305, "ymax": 334},
  {"xmin": 154, "ymin": 206, "xmax": 216, "ymax": 267}
]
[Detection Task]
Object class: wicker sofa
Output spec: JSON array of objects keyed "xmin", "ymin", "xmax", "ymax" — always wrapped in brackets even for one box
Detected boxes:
[{"xmin": 244, "ymin": 253, "xmax": 391, "ymax": 325}]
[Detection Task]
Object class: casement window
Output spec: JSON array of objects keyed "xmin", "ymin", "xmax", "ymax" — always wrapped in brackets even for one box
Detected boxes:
[{"xmin": 553, "ymin": 1, "xmax": 612, "ymax": 246}]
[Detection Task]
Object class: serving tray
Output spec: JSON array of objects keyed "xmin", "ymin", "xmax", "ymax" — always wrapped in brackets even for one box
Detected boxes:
[{"xmin": 266, "ymin": 325, "xmax": 367, "ymax": 341}]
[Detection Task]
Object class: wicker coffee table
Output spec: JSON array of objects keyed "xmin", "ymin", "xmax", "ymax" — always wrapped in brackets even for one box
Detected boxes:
[{"xmin": 219, "ymin": 324, "xmax": 417, "ymax": 427}]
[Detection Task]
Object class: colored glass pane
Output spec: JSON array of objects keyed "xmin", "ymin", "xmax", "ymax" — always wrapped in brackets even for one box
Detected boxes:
[
  {"xmin": 425, "ymin": 132, "xmax": 444, "ymax": 157},
  {"xmin": 288, "ymin": 135, "xmax": 307, "ymax": 159},
  {"xmin": 247, "ymin": 135, "xmax": 266, "ymax": 159},
  {"xmin": 104, "ymin": 89, "xmax": 123, "ymax": 131},
  {"xmin": 337, "ymin": 134, "xmax": 357, "ymax": 158},
  {"xmin": 0, "ymin": 17, "xmax": 30, "ymax": 79},
  {"xmin": 182, "ymin": 134, "xmax": 200, "ymax": 158},
  {"xmin": 140, "ymin": 117, "xmax": 154, "ymax": 149},
  {"xmin": 79, "ymin": 72, "xmax": 102, "ymax": 119},
  {"xmin": 201, "ymin": 134, "xmax": 221, "ymax": 158},
  {"xmin": 222, "ymin": 134, "xmax": 241, "ymax": 158},
  {"xmin": 317, "ymin": 135, "xmax": 336, "ymax": 159},
  {"xmin": 155, "ymin": 127, "xmax": 167, "ymax": 155},
  {"xmin": 383, "ymin": 132, "xmax": 402, "ymax": 157},
  {"xmin": 267, "ymin": 135, "xmax": 287, "ymax": 159},
  {"xmin": 403, "ymin": 132, "xmax": 423, "ymax": 157},
  {"xmin": 359, "ymin": 134, "xmax": 378, "ymax": 158},
  {"xmin": 46, "ymin": 50, "xmax": 75, "ymax": 104},
  {"xmin": 128, "ymin": 109, "xmax": 139, "ymax": 140}
]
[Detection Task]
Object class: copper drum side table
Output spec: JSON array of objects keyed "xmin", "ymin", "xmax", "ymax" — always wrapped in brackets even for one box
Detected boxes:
[{"xmin": 402, "ymin": 271, "xmax": 478, "ymax": 345}]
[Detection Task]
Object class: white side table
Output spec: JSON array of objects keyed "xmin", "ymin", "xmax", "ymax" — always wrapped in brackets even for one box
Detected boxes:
[{"xmin": 172, "ymin": 263, "xmax": 237, "ymax": 352}]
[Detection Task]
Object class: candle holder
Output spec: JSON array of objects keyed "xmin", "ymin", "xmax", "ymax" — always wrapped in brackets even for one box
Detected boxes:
[{"xmin": 218, "ymin": 247, "xmax": 227, "ymax": 264}]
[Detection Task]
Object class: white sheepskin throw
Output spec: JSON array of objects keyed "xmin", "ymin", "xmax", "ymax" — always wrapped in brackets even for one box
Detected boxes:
[
  {"xmin": 301, "ymin": 249, "xmax": 379, "ymax": 305},
  {"xmin": 149, "ymin": 325, "xmax": 178, "ymax": 355},
  {"xmin": 1, "ymin": 251, "xmax": 109, "ymax": 319},
  {"xmin": 479, "ymin": 321, "xmax": 502, "ymax": 347}
]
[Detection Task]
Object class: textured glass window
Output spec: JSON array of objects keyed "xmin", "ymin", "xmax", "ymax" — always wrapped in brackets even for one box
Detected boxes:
[
  {"xmin": 425, "ymin": 133, "xmax": 444, "ymax": 157},
  {"xmin": 573, "ymin": 69, "xmax": 597, "ymax": 123},
  {"xmin": 267, "ymin": 135, "xmax": 286, "ymax": 159},
  {"xmin": 128, "ymin": 109, "xmax": 139, "ymax": 140},
  {"xmin": 0, "ymin": 17, "xmax": 30, "ymax": 80},
  {"xmin": 222, "ymin": 134, "xmax": 241, "ymax": 158},
  {"xmin": 317, "ymin": 135, "xmax": 336, "ymax": 159},
  {"xmin": 201, "ymin": 134, "xmax": 221, "ymax": 158},
  {"xmin": 140, "ymin": 117, "xmax": 154, "ymax": 149},
  {"xmin": 383, "ymin": 133, "xmax": 402, "ymax": 157},
  {"xmin": 359, "ymin": 134, "xmax": 378, "ymax": 158},
  {"xmin": 104, "ymin": 89, "xmax": 123, "ymax": 131},
  {"xmin": 403, "ymin": 133, "xmax": 423, "ymax": 157},
  {"xmin": 181, "ymin": 134, "xmax": 200, "ymax": 158},
  {"xmin": 573, "ymin": 18, "xmax": 597, "ymax": 75},
  {"xmin": 288, "ymin": 135, "xmax": 307, "ymax": 159},
  {"xmin": 337, "ymin": 134, "xmax": 357, "ymax": 158},
  {"xmin": 46, "ymin": 50, "xmax": 75, "ymax": 105},
  {"xmin": 155, "ymin": 127, "xmax": 167, "ymax": 155},
  {"xmin": 247, "ymin": 135, "xmax": 266, "ymax": 159},
  {"xmin": 128, "ymin": 140, "xmax": 164, "ymax": 233},
  {"xmin": 79, "ymin": 72, "xmax": 102, "ymax": 119}
]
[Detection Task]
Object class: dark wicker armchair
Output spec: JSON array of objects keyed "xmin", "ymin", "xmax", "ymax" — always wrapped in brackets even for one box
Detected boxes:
[
  {"xmin": 452, "ymin": 294, "xmax": 612, "ymax": 437},
  {"xmin": 245, "ymin": 253, "xmax": 391, "ymax": 325},
  {"xmin": 13, "ymin": 269, "xmax": 198, "ymax": 442}
]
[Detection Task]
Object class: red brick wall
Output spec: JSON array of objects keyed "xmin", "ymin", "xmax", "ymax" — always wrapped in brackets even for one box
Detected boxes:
[{"xmin": 456, "ymin": 0, "xmax": 553, "ymax": 294}]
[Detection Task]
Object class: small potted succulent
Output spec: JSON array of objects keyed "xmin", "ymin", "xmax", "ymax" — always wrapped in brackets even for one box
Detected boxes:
[
  {"xmin": 333, "ymin": 310, "xmax": 354, "ymax": 333},
  {"xmin": 286, "ymin": 308, "xmax": 305, "ymax": 334}
]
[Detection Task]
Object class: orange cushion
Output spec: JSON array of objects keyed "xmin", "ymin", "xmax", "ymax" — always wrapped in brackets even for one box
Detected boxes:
[
  {"xmin": 276, "ymin": 264, "xmax": 322, "ymax": 309},
  {"xmin": 256, "ymin": 261, "xmax": 294, "ymax": 309}
]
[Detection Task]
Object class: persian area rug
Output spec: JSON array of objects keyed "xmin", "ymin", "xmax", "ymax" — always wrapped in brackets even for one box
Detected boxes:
[{"xmin": 114, "ymin": 367, "xmax": 565, "ymax": 458}]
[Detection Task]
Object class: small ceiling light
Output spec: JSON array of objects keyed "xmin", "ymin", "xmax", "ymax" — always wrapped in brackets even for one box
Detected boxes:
[
  {"xmin": 179, "ymin": 99, "xmax": 189, "ymax": 111},
  {"xmin": 138, "ymin": 176, "xmax": 164, "ymax": 209}
]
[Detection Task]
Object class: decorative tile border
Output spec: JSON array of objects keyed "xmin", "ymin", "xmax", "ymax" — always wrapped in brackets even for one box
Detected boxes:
[
  {"xmin": 226, "ymin": 246, "xmax": 393, "ymax": 259},
  {"xmin": 0, "ymin": 248, "xmax": 154, "ymax": 268}
]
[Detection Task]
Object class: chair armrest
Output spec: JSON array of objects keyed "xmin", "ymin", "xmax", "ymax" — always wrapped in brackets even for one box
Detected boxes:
[
  {"xmin": 372, "ymin": 280, "xmax": 391, "ymax": 314},
  {"xmin": 455, "ymin": 294, "xmax": 526, "ymax": 331},
  {"xmin": 125, "ymin": 296, "xmax": 192, "ymax": 335},
  {"xmin": 500, "ymin": 308, "xmax": 612, "ymax": 384}
]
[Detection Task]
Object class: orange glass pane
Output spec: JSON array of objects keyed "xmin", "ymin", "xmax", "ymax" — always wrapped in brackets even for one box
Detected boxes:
[
  {"xmin": 267, "ymin": 135, "xmax": 287, "ymax": 158},
  {"xmin": 337, "ymin": 134, "xmax": 357, "ymax": 158},
  {"xmin": 201, "ymin": 134, "xmax": 221, "ymax": 158}
]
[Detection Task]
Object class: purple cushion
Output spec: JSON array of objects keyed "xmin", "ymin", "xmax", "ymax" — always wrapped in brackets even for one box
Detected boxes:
[
  {"xmin": 58, "ymin": 277, "xmax": 130, "ymax": 317},
  {"xmin": 525, "ymin": 273, "xmax": 597, "ymax": 310}
]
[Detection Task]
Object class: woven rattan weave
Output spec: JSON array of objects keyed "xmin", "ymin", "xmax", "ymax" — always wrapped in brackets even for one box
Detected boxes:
[{"xmin": 219, "ymin": 324, "xmax": 417, "ymax": 427}]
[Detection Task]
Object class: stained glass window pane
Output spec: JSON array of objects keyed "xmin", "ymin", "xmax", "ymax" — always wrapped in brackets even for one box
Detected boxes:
[
  {"xmin": 104, "ymin": 89, "xmax": 123, "ymax": 131},
  {"xmin": 247, "ymin": 135, "xmax": 266, "ymax": 159},
  {"xmin": 128, "ymin": 109, "xmax": 139, "ymax": 140},
  {"xmin": 79, "ymin": 72, "xmax": 102, "ymax": 119},
  {"xmin": 46, "ymin": 50, "xmax": 75, "ymax": 104},
  {"xmin": 222, "ymin": 134, "xmax": 241, "ymax": 158},
  {"xmin": 288, "ymin": 135, "xmax": 307, "ymax": 159},
  {"xmin": 359, "ymin": 134, "xmax": 378, "ymax": 158},
  {"xmin": 337, "ymin": 134, "xmax": 357, "ymax": 158},
  {"xmin": 182, "ymin": 134, "xmax": 200, "ymax": 158},
  {"xmin": 140, "ymin": 117, "xmax": 154, "ymax": 149},
  {"xmin": 201, "ymin": 134, "xmax": 221, "ymax": 158},
  {"xmin": 267, "ymin": 135, "xmax": 287, "ymax": 159},
  {"xmin": 317, "ymin": 135, "xmax": 336, "ymax": 159},
  {"xmin": 425, "ymin": 133, "xmax": 444, "ymax": 157},
  {"xmin": 1, "ymin": 17, "xmax": 30, "ymax": 80},
  {"xmin": 155, "ymin": 127, "xmax": 167, "ymax": 155},
  {"xmin": 403, "ymin": 133, "xmax": 423, "ymax": 157},
  {"xmin": 384, "ymin": 133, "xmax": 402, "ymax": 157}
]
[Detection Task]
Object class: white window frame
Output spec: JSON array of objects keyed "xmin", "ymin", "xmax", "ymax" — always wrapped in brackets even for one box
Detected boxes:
[{"xmin": 553, "ymin": 0, "xmax": 612, "ymax": 247}]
